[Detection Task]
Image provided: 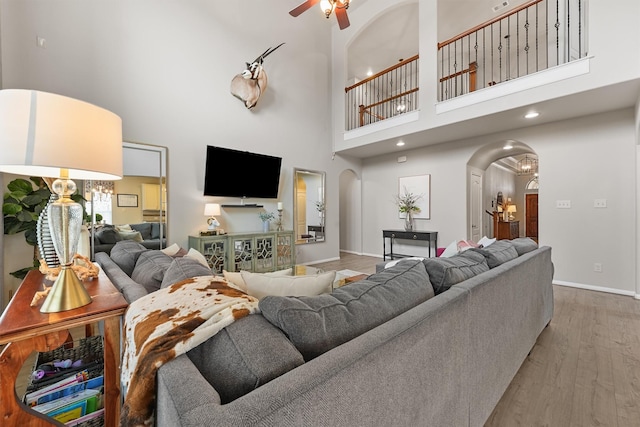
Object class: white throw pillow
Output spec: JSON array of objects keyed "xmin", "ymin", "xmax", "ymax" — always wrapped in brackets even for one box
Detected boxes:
[
  {"xmin": 478, "ymin": 236, "xmax": 497, "ymax": 247},
  {"xmin": 117, "ymin": 230, "xmax": 143, "ymax": 243},
  {"xmin": 161, "ymin": 243, "xmax": 182, "ymax": 256},
  {"xmin": 223, "ymin": 268, "xmax": 292, "ymax": 293},
  {"xmin": 440, "ymin": 240, "xmax": 459, "ymax": 258},
  {"xmin": 241, "ymin": 270, "xmax": 336, "ymax": 300},
  {"xmin": 185, "ymin": 248, "xmax": 209, "ymax": 267},
  {"xmin": 385, "ymin": 257, "xmax": 424, "ymax": 269}
]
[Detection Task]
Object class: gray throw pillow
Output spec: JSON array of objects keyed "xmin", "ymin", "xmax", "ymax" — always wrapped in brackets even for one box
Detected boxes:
[
  {"xmin": 109, "ymin": 240, "xmax": 148, "ymax": 277},
  {"xmin": 422, "ymin": 250, "xmax": 489, "ymax": 294},
  {"xmin": 150, "ymin": 222, "xmax": 167, "ymax": 240},
  {"xmin": 469, "ymin": 240, "xmax": 519, "ymax": 268},
  {"xmin": 130, "ymin": 223, "xmax": 153, "ymax": 241},
  {"xmin": 187, "ymin": 314, "xmax": 304, "ymax": 404},
  {"xmin": 161, "ymin": 257, "xmax": 213, "ymax": 288},
  {"xmin": 510, "ymin": 237, "xmax": 539, "ymax": 256},
  {"xmin": 260, "ymin": 259, "xmax": 434, "ymax": 361},
  {"xmin": 131, "ymin": 250, "xmax": 175, "ymax": 293},
  {"xmin": 95, "ymin": 225, "xmax": 119, "ymax": 245}
]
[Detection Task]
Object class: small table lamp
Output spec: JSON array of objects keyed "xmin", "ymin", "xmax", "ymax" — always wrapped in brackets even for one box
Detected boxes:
[
  {"xmin": 507, "ymin": 204, "xmax": 517, "ymax": 221},
  {"xmin": 204, "ymin": 203, "xmax": 221, "ymax": 231},
  {"xmin": 0, "ymin": 89, "xmax": 123, "ymax": 312}
]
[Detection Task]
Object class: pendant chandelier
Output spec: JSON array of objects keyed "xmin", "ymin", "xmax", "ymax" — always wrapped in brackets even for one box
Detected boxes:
[{"xmin": 517, "ymin": 155, "xmax": 538, "ymax": 176}]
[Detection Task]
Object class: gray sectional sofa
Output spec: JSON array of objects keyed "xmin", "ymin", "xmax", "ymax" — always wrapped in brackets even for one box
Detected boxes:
[
  {"xmin": 150, "ymin": 238, "xmax": 553, "ymax": 427},
  {"xmin": 92, "ymin": 222, "xmax": 167, "ymax": 255}
]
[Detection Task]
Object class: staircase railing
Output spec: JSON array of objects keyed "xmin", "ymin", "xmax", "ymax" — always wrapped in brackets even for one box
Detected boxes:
[{"xmin": 344, "ymin": 55, "xmax": 419, "ymax": 131}]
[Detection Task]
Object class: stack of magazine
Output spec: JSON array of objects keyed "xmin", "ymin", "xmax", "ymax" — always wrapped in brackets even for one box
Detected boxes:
[{"xmin": 23, "ymin": 336, "xmax": 105, "ymax": 426}]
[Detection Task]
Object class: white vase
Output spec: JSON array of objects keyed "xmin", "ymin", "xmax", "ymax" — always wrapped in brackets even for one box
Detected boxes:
[
  {"xmin": 404, "ymin": 211, "xmax": 415, "ymax": 231},
  {"xmin": 262, "ymin": 221, "xmax": 270, "ymax": 232}
]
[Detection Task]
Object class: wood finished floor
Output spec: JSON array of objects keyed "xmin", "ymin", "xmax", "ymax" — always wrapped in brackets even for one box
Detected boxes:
[{"xmin": 312, "ymin": 253, "xmax": 640, "ymax": 427}]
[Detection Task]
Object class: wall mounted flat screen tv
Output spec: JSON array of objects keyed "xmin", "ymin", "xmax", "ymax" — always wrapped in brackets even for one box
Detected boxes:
[{"xmin": 203, "ymin": 145, "xmax": 282, "ymax": 199}]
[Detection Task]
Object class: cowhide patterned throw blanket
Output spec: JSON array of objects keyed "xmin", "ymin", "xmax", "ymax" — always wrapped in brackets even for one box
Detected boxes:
[{"xmin": 120, "ymin": 275, "xmax": 259, "ymax": 427}]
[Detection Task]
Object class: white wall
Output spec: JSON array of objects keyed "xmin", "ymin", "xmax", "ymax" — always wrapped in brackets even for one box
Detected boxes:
[
  {"xmin": 0, "ymin": 0, "xmax": 362, "ymax": 285},
  {"xmin": 339, "ymin": 169, "xmax": 362, "ymax": 253},
  {"xmin": 362, "ymin": 109, "xmax": 637, "ymax": 295}
]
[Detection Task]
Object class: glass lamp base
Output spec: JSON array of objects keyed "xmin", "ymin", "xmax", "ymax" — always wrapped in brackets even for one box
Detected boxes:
[{"xmin": 40, "ymin": 267, "xmax": 92, "ymax": 313}]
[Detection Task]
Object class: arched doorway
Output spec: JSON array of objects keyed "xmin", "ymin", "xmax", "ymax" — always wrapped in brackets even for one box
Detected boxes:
[{"xmin": 467, "ymin": 140, "xmax": 539, "ymax": 241}]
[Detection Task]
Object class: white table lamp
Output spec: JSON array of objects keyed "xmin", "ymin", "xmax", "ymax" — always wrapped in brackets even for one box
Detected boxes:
[
  {"xmin": 204, "ymin": 203, "xmax": 221, "ymax": 230},
  {"xmin": 507, "ymin": 204, "xmax": 517, "ymax": 221},
  {"xmin": 0, "ymin": 89, "xmax": 123, "ymax": 312}
]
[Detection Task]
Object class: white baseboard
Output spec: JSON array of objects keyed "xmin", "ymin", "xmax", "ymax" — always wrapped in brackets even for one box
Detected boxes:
[
  {"xmin": 301, "ymin": 256, "xmax": 340, "ymax": 266},
  {"xmin": 339, "ymin": 249, "xmax": 363, "ymax": 256},
  {"xmin": 553, "ymin": 280, "xmax": 636, "ymax": 298},
  {"xmin": 361, "ymin": 252, "xmax": 383, "ymax": 259}
]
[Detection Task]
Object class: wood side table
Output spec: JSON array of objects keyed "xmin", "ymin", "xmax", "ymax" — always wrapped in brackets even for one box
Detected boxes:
[{"xmin": 0, "ymin": 270, "xmax": 128, "ymax": 427}]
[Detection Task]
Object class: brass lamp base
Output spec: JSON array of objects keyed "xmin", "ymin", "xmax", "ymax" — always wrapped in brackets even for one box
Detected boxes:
[{"xmin": 40, "ymin": 267, "xmax": 92, "ymax": 313}]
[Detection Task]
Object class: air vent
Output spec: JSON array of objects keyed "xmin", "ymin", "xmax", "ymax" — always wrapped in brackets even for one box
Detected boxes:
[{"xmin": 492, "ymin": 1, "xmax": 509, "ymax": 12}]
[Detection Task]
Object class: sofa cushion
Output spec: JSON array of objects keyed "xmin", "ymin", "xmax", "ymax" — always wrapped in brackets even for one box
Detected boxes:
[
  {"xmin": 130, "ymin": 223, "xmax": 153, "ymax": 240},
  {"xmin": 422, "ymin": 250, "xmax": 490, "ymax": 294},
  {"xmin": 131, "ymin": 250, "xmax": 175, "ymax": 293},
  {"xmin": 223, "ymin": 268, "xmax": 293, "ymax": 293},
  {"xmin": 511, "ymin": 237, "xmax": 539, "ymax": 256},
  {"xmin": 187, "ymin": 314, "xmax": 304, "ymax": 404},
  {"xmin": 260, "ymin": 259, "xmax": 433, "ymax": 361},
  {"xmin": 117, "ymin": 229, "xmax": 144, "ymax": 243},
  {"xmin": 161, "ymin": 257, "xmax": 213, "ymax": 289},
  {"xmin": 150, "ymin": 222, "xmax": 167, "ymax": 240},
  {"xmin": 95, "ymin": 225, "xmax": 119, "ymax": 245},
  {"xmin": 110, "ymin": 240, "xmax": 149, "ymax": 277},
  {"xmin": 469, "ymin": 240, "xmax": 519, "ymax": 268},
  {"xmin": 241, "ymin": 270, "xmax": 334, "ymax": 300}
]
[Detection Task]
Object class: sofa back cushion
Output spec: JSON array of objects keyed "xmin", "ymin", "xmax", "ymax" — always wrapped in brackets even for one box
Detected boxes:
[
  {"xmin": 187, "ymin": 314, "xmax": 304, "ymax": 404},
  {"xmin": 422, "ymin": 250, "xmax": 490, "ymax": 294},
  {"xmin": 131, "ymin": 250, "xmax": 175, "ymax": 293},
  {"xmin": 469, "ymin": 240, "xmax": 519, "ymax": 268},
  {"xmin": 241, "ymin": 270, "xmax": 334, "ymax": 299},
  {"xmin": 260, "ymin": 259, "xmax": 434, "ymax": 361},
  {"xmin": 130, "ymin": 223, "xmax": 153, "ymax": 240},
  {"xmin": 150, "ymin": 222, "xmax": 166, "ymax": 240},
  {"xmin": 161, "ymin": 257, "xmax": 213, "ymax": 289},
  {"xmin": 110, "ymin": 240, "xmax": 149, "ymax": 276}
]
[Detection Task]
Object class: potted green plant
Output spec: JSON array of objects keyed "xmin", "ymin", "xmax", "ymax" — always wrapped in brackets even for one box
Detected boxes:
[{"xmin": 258, "ymin": 210, "xmax": 275, "ymax": 232}]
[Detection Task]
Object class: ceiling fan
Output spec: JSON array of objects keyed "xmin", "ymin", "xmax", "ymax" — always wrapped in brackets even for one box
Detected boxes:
[{"xmin": 289, "ymin": 0, "xmax": 351, "ymax": 30}]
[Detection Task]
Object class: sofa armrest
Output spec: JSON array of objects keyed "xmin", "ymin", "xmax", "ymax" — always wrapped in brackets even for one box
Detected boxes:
[
  {"xmin": 95, "ymin": 252, "xmax": 148, "ymax": 303},
  {"xmin": 156, "ymin": 355, "xmax": 222, "ymax": 427}
]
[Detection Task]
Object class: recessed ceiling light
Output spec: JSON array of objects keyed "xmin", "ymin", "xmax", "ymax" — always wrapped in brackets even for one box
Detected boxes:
[
  {"xmin": 503, "ymin": 143, "xmax": 513, "ymax": 150},
  {"xmin": 396, "ymin": 141, "xmax": 405, "ymax": 147},
  {"xmin": 366, "ymin": 69, "xmax": 373, "ymax": 77},
  {"xmin": 525, "ymin": 112, "xmax": 539, "ymax": 119}
]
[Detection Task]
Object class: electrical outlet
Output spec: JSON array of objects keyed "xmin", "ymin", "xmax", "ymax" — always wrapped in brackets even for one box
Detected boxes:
[
  {"xmin": 593, "ymin": 263, "xmax": 602, "ymax": 272},
  {"xmin": 594, "ymin": 199, "xmax": 607, "ymax": 208},
  {"xmin": 556, "ymin": 200, "xmax": 571, "ymax": 209}
]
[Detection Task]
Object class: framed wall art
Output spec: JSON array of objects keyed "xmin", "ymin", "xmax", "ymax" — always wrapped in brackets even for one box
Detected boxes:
[
  {"xmin": 117, "ymin": 194, "xmax": 138, "ymax": 208},
  {"xmin": 398, "ymin": 174, "xmax": 431, "ymax": 219}
]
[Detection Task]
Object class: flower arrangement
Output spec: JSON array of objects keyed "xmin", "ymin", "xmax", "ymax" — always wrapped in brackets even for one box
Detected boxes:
[
  {"xmin": 315, "ymin": 200, "xmax": 325, "ymax": 212},
  {"xmin": 395, "ymin": 188, "xmax": 422, "ymax": 214},
  {"xmin": 258, "ymin": 210, "xmax": 275, "ymax": 222}
]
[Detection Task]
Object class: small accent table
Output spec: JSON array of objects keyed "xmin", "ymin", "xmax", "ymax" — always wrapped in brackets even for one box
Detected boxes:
[
  {"xmin": 383, "ymin": 230, "xmax": 438, "ymax": 260},
  {"xmin": 0, "ymin": 270, "xmax": 128, "ymax": 427}
]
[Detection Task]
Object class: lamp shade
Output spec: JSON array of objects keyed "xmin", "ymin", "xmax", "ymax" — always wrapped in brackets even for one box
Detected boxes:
[
  {"xmin": 204, "ymin": 203, "xmax": 221, "ymax": 216},
  {"xmin": 507, "ymin": 205, "xmax": 517, "ymax": 213},
  {"xmin": 0, "ymin": 89, "xmax": 122, "ymax": 180}
]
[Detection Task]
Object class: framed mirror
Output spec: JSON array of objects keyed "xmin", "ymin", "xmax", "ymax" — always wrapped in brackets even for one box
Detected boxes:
[
  {"xmin": 87, "ymin": 142, "xmax": 168, "ymax": 259},
  {"xmin": 294, "ymin": 168, "xmax": 325, "ymax": 244}
]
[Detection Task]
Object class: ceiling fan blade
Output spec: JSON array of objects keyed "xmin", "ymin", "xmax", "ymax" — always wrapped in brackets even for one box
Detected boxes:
[
  {"xmin": 335, "ymin": 7, "xmax": 350, "ymax": 30},
  {"xmin": 289, "ymin": 0, "xmax": 321, "ymax": 17}
]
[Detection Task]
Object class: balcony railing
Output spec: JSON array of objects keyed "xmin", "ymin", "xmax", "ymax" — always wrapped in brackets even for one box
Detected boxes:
[
  {"xmin": 438, "ymin": 0, "xmax": 588, "ymax": 101},
  {"xmin": 344, "ymin": 55, "xmax": 419, "ymax": 131},
  {"xmin": 344, "ymin": 0, "xmax": 587, "ymax": 131}
]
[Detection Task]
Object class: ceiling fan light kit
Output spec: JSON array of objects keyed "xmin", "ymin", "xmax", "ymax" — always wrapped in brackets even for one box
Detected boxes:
[{"xmin": 290, "ymin": 0, "xmax": 352, "ymax": 30}]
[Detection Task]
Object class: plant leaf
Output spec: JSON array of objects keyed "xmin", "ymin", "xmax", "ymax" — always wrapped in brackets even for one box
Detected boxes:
[
  {"xmin": 7, "ymin": 178, "xmax": 34, "ymax": 194},
  {"xmin": 3, "ymin": 203, "xmax": 22, "ymax": 215}
]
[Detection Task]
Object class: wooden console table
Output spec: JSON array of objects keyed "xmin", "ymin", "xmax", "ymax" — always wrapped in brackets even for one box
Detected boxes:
[
  {"xmin": 0, "ymin": 270, "xmax": 128, "ymax": 427},
  {"xmin": 383, "ymin": 230, "xmax": 438, "ymax": 260}
]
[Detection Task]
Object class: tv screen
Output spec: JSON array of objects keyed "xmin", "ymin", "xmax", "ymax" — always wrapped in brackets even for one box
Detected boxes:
[{"xmin": 203, "ymin": 146, "xmax": 282, "ymax": 199}]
